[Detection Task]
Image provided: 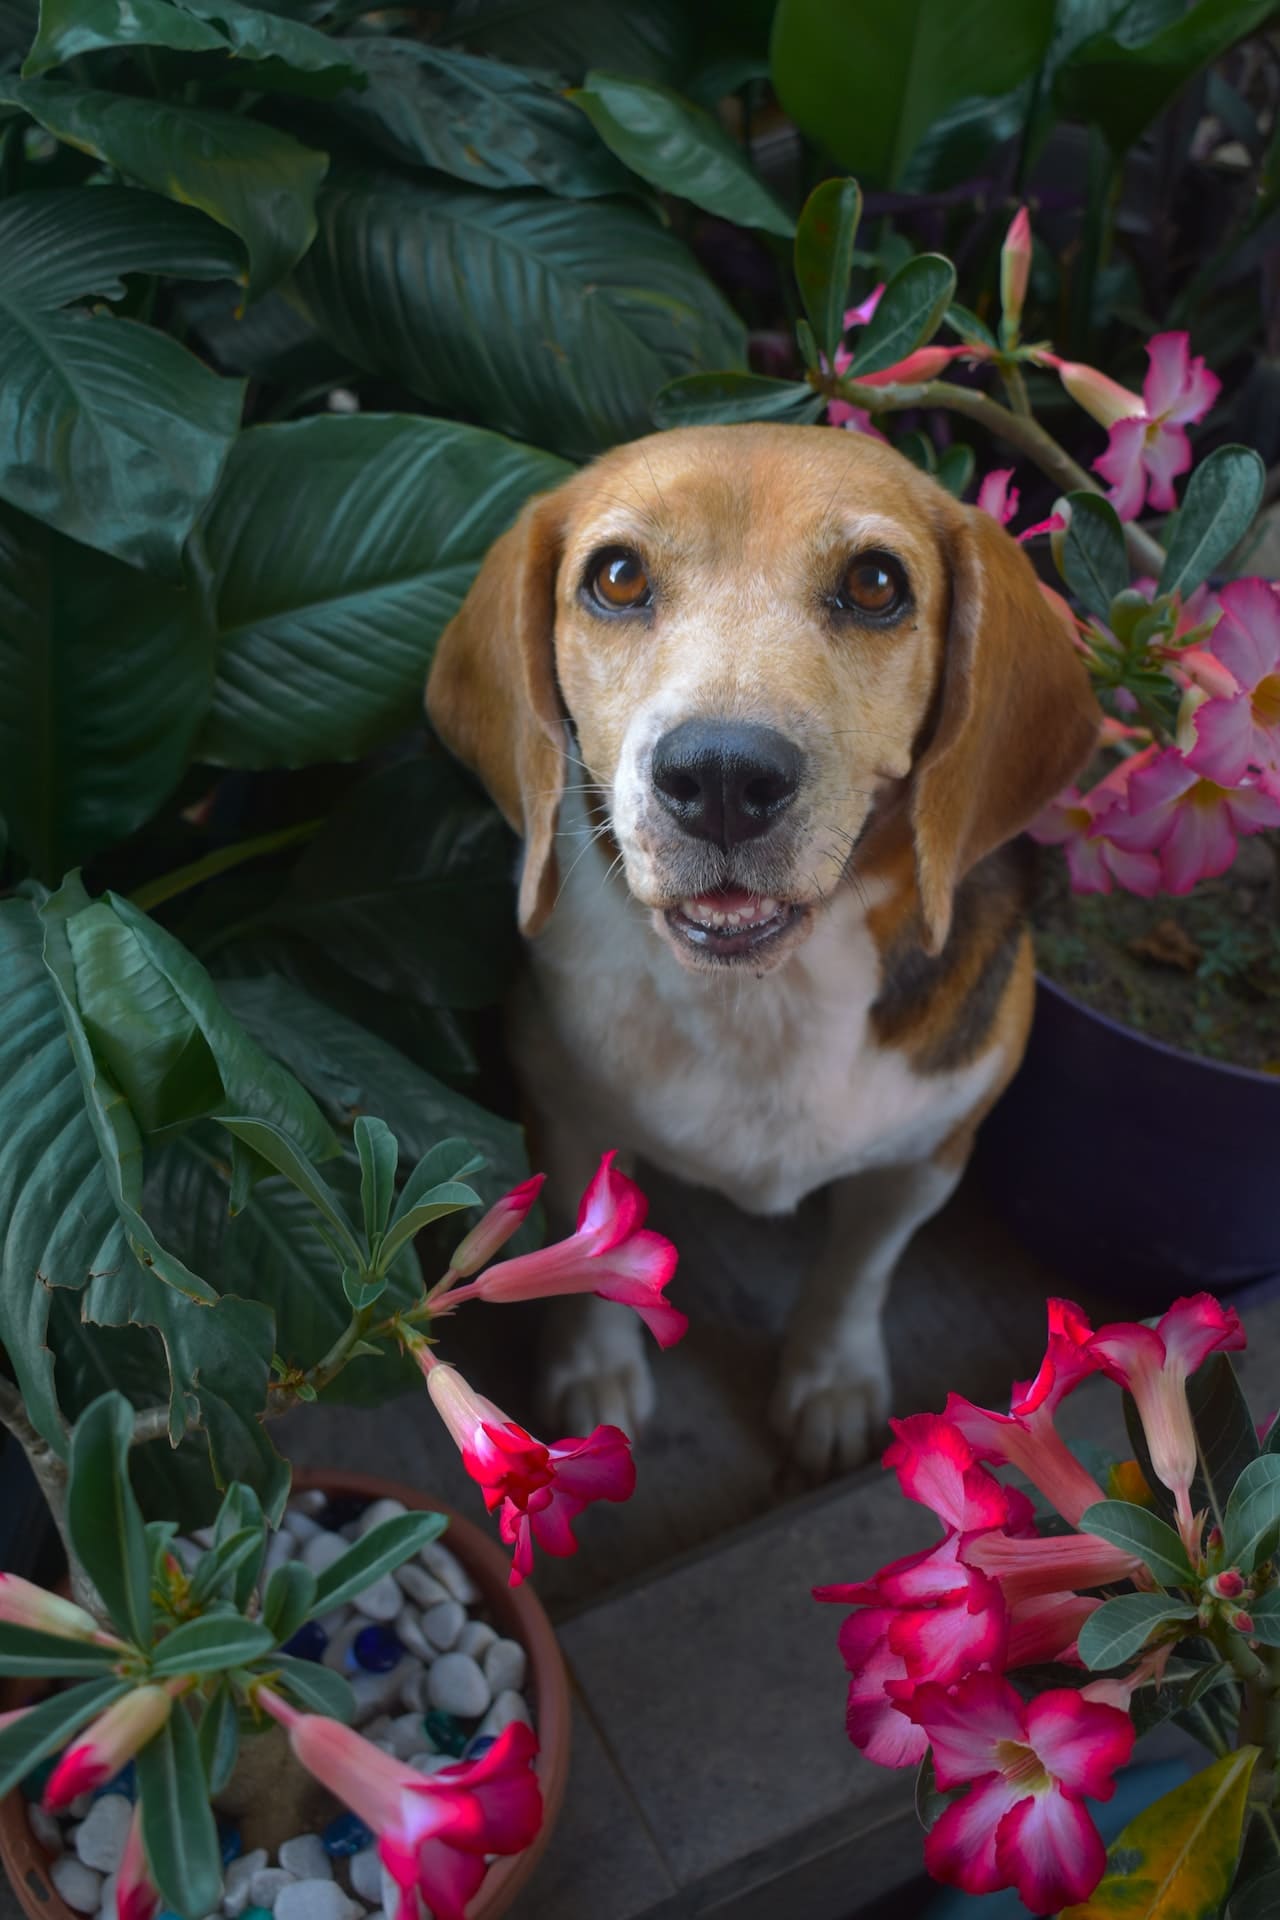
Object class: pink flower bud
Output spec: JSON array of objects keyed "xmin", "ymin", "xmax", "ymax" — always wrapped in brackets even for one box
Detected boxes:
[
  {"xmin": 44, "ymin": 1687, "xmax": 173, "ymax": 1810},
  {"xmin": 1057, "ymin": 360, "xmax": 1145, "ymax": 430},
  {"xmin": 1207, "ymin": 1525, "xmax": 1224, "ymax": 1552},
  {"xmin": 117, "ymin": 1805, "xmax": 159, "ymax": 1920},
  {"xmin": 448, "ymin": 1173, "xmax": 545, "ymax": 1278},
  {"xmin": 1000, "ymin": 206, "xmax": 1032, "ymax": 335},
  {"xmin": 1214, "ymin": 1570, "xmax": 1245, "ymax": 1598},
  {"xmin": 1233, "ymin": 1610, "xmax": 1255, "ymax": 1634},
  {"xmin": 0, "ymin": 1573, "xmax": 113, "ymax": 1644}
]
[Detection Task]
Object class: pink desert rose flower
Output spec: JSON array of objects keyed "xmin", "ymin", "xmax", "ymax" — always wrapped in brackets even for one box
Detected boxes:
[
  {"xmin": 448, "ymin": 1173, "xmax": 545, "ymax": 1278},
  {"xmin": 1006, "ymin": 1592, "xmax": 1101, "ymax": 1669},
  {"xmin": 442, "ymin": 1151, "xmax": 686, "ymax": 1348},
  {"xmin": 1000, "ymin": 207, "xmax": 1032, "ymax": 336},
  {"xmin": 1088, "ymin": 334, "xmax": 1221, "ymax": 521},
  {"xmin": 1187, "ymin": 578, "xmax": 1280, "ymax": 784},
  {"xmin": 1087, "ymin": 1293, "xmax": 1246, "ymax": 1539},
  {"xmin": 1029, "ymin": 753, "xmax": 1163, "ymax": 899},
  {"xmin": 906, "ymin": 1672, "xmax": 1134, "ymax": 1914},
  {"xmin": 827, "ymin": 286, "xmax": 976, "ymax": 434},
  {"xmin": 44, "ymin": 1687, "xmax": 173, "ymax": 1812},
  {"xmin": 1105, "ymin": 745, "xmax": 1280, "ymax": 893},
  {"xmin": 976, "ymin": 469, "xmax": 1065, "ymax": 545},
  {"xmin": 883, "ymin": 1412, "xmax": 1031, "ymax": 1535},
  {"xmin": 961, "ymin": 1526, "xmax": 1142, "ymax": 1606},
  {"xmin": 258, "ymin": 1694, "xmax": 541, "ymax": 1920},
  {"xmin": 423, "ymin": 1359, "xmax": 636, "ymax": 1586},
  {"xmin": 117, "ymin": 1805, "xmax": 159, "ymax": 1920},
  {"xmin": 0, "ymin": 1574, "xmax": 124, "ymax": 1646}
]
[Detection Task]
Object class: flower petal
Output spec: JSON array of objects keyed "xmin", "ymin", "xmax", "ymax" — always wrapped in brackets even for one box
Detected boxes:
[
  {"xmin": 905, "ymin": 1672, "xmax": 1026, "ymax": 1789},
  {"xmin": 996, "ymin": 1789, "xmax": 1108, "ymax": 1915},
  {"xmin": 1094, "ymin": 417, "xmax": 1150, "ymax": 520},
  {"xmin": 925, "ymin": 1774, "xmax": 1024, "ymax": 1895},
  {"xmin": 1024, "ymin": 1689, "xmax": 1135, "ymax": 1798}
]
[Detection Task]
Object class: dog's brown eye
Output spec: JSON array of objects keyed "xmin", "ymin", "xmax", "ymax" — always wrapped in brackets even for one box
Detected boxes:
[
  {"xmin": 588, "ymin": 549, "xmax": 651, "ymax": 612},
  {"xmin": 837, "ymin": 552, "xmax": 907, "ymax": 620}
]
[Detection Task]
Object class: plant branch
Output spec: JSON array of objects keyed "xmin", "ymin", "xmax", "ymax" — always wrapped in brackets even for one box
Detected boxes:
[{"xmin": 130, "ymin": 817, "xmax": 322, "ymax": 914}]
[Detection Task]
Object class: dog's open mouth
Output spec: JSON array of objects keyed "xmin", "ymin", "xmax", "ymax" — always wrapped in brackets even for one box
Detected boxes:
[{"xmin": 665, "ymin": 887, "xmax": 802, "ymax": 959}]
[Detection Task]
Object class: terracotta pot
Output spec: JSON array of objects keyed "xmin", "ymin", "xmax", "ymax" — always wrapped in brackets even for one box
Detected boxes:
[{"xmin": 0, "ymin": 1469, "xmax": 571, "ymax": 1920}]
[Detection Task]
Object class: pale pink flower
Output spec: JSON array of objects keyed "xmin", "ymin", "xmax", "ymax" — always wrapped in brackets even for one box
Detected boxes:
[
  {"xmin": 906, "ymin": 1671, "xmax": 1134, "ymax": 1914},
  {"xmin": 1090, "ymin": 334, "xmax": 1221, "ymax": 520},
  {"xmin": 0, "ymin": 1574, "xmax": 123, "ymax": 1646},
  {"xmin": 1106, "ymin": 744, "xmax": 1280, "ymax": 893},
  {"xmin": 448, "ymin": 1173, "xmax": 545, "ymax": 1278},
  {"xmin": 1029, "ymin": 753, "xmax": 1163, "ymax": 898},
  {"xmin": 1006, "ymin": 1593, "xmax": 1101, "ymax": 1669},
  {"xmin": 117, "ymin": 1805, "xmax": 159, "ymax": 1920},
  {"xmin": 423, "ymin": 1358, "xmax": 635, "ymax": 1587},
  {"xmin": 961, "ymin": 1527, "xmax": 1143, "ymax": 1606},
  {"xmin": 1087, "ymin": 1293, "xmax": 1246, "ymax": 1540},
  {"xmin": 258, "ymin": 1693, "xmax": 541, "ymax": 1920},
  {"xmin": 44, "ymin": 1687, "xmax": 172, "ymax": 1811},
  {"xmin": 1000, "ymin": 207, "xmax": 1032, "ymax": 337},
  {"xmin": 442, "ymin": 1151, "xmax": 685, "ymax": 1348},
  {"xmin": 1186, "ymin": 578, "xmax": 1280, "ymax": 784}
]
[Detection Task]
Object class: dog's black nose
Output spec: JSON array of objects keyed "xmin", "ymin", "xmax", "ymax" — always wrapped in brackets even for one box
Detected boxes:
[{"xmin": 651, "ymin": 720, "xmax": 803, "ymax": 848}]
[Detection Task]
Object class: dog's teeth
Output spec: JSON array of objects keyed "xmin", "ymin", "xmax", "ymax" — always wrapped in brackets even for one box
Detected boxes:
[{"xmin": 758, "ymin": 897, "xmax": 779, "ymax": 918}]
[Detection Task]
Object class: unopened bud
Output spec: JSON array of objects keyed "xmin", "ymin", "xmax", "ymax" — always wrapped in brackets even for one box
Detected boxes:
[
  {"xmin": 449, "ymin": 1173, "xmax": 545, "ymax": 1277},
  {"xmin": 1056, "ymin": 359, "xmax": 1145, "ymax": 430},
  {"xmin": 1232, "ymin": 1610, "xmax": 1255, "ymax": 1634},
  {"xmin": 1207, "ymin": 1526, "xmax": 1224, "ymax": 1553},
  {"xmin": 1000, "ymin": 206, "xmax": 1032, "ymax": 340},
  {"xmin": 1213, "ymin": 1569, "xmax": 1246, "ymax": 1599}
]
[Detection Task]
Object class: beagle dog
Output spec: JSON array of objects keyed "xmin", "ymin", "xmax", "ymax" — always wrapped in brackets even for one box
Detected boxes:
[{"xmin": 426, "ymin": 425, "xmax": 1098, "ymax": 1475}]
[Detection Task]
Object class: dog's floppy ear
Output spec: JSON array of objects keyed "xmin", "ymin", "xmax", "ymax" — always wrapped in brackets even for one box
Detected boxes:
[
  {"xmin": 427, "ymin": 491, "xmax": 567, "ymax": 937},
  {"xmin": 910, "ymin": 501, "xmax": 1099, "ymax": 955}
]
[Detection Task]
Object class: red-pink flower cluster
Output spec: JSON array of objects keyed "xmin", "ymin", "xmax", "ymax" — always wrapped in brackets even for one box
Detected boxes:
[{"xmin": 816, "ymin": 1293, "xmax": 1244, "ymax": 1914}]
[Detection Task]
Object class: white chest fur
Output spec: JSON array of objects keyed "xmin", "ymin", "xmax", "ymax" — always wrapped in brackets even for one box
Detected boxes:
[{"xmin": 510, "ymin": 827, "xmax": 1003, "ymax": 1217}]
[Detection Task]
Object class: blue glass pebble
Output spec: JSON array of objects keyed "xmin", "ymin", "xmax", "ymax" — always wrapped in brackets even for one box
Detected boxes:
[
  {"xmin": 282, "ymin": 1620, "xmax": 328, "ymax": 1663},
  {"xmin": 422, "ymin": 1710, "xmax": 466, "ymax": 1758},
  {"xmin": 353, "ymin": 1624, "xmax": 402, "ymax": 1673},
  {"xmin": 462, "ymin": 1735, "xmax": 496, "ymax": 1762},
  {"xmin": 218, "ymin": 1821, "xmax": 243, "ymax": 1865},
  {"xmin": 94, "ymin": 1760, "xmax": 136, "ymax": 1803},
  {"xmin": 240, "ymin": 1909, "xmax": 274, "ymax": 1919},
  {"xmin": 323, "ymin": 1811, "xmax": 374, "ymax": 1857}
]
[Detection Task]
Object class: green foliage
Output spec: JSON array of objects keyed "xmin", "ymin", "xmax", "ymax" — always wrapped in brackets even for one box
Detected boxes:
[
  {"xmin": 1060, "ymin": 491, "xmax": 1131, "ymax": 621},
  {"xmin": 1061, "ymin": 1749, "xmax": 1258, "ymax": 1919},
  {"xmin": 845, "ymin": 254, "xmax": 957, "ymax": 376},
  {"xmin": 1078, "ymin": 1500, "xmax": 1195, "ymax": 1589},
  {"xmin": 652, "ymin": 372, "xmax": 824, "ymax": 429},
  {"xmin": 1077, "ymin": 1593, "xmax": 1195, "ymax": 1671},
  {"xmin": 67, "ymin": 1391, "xmax": 154, "ymax": 1643},
  {"xmin": 1223, "ymin": 1456, "xmax": 1280, "ymax": 1574},
  {"xmin": 1157, "ymin": 445, "xmax": 1266, "ymax": 599},
  {"xmin": 794, "ymin": 176, "xmax": 862, "ymax": 363}
]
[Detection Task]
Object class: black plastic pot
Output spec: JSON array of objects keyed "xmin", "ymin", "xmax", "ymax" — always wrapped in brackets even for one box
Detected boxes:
[{"xmin": 976, "ymin": 975, "xmax": 1280, "ymax": 1312}]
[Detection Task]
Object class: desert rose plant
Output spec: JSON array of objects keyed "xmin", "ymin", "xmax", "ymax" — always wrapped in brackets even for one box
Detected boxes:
[{"xmin": 817, "ymin": 1294, "xmax": 1280, "ymax": 1917}]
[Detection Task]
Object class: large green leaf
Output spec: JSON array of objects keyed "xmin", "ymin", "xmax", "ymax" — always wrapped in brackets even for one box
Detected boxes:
[
  {"xmin": 652, "ymin": 371, "xmax": 825, "ymax": 427},
  {"xmin": 67, "ymin": 1391, "xmax": 153, "ymax": 1642},
  {"xmin": 25, "ymin": 0, "xmax": 362, "ymax": 90},
  {"xmin": 215, "ymin": 975, "xmax": 530, "ymax": 1210},
  {"xmin": 438, "ymin": 0, "xmax": 697, "ymax": 84},
  {"xmin": 771, "ymin": 0, "xmax": 1054, "ymax": 188},
  {"xmin": 291, "ymin": 176, "xmax": 746, "ymax": 459},
  {"xmin": 570, "ymin": 70, "xmax": 792, "ymax": 235},
  {"xmin": 192, "ymin": 413, "xmax": 570, "ymax": 770},
  {"xmin": 1062, "ymin": 1748, "xmax": 1258, "ymax": 1918},
  {"xmin": 1157, "ymin": 445, "xmax": 1265, "ymax": 600},
  {"xmin": 1055, "ymin": 0, "xmax": 1278, "ymax": 156},
  {"xmin": 1224, "ymin": 1456, "xmax": 1280, "ymax": 1574},
  {"xmin": 309, "ymin": 1512, "xmax": 447, "ymax": 1613},
  {"xmin": 1077, "ymin": 1593, "xmax": 1194, "ymax": 1670},
  {"xmin": 334, "ymin": 38, "xmax": 627, "ymax": 196},
  {"xmin": 150, "ymin": 1615, "xmax": 275, "ymax": 1676},
  {"xmin": 0, "ymin": 504, "xmax": 210, "ymax": 878},
  {"xmin": 0, "ymin": 1624, "xmax": 125, "ymax": 1676},
  {"xmin": 0, "ymin": 186, "xmax": 247, "ymax": 302},
  {"xmin": 846, "ymin": 254, "xmax": 957, "ymax": 376},
  {"xmin": 1060, "ymin": 490, "xmax": 1131, "ymax": 622},
  {"xmin": 1079, "ymin": 1500, "xmax": 1194, "ymax": 1590},
  {"xmin": 794, "ymin": 176, "xmax": 862, "ymax": 363},
  {"xmin": 0, "ymin": 893, "xmax": 120, "ymax": 1447},
  {"xmin": 136, "ymin": 1705, "xmax": 224, "ymax": 1920},
  {"xmin": 7, "ymin": 80, "xmax": 326, "ymax": 296}
]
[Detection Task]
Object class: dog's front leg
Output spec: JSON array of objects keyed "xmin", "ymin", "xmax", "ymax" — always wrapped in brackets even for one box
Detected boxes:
[
  {"xmin": 528, "ymin": 1107, "xmax": 656, "ymax": 1439},
  {"xmin": 770, "ymin": 1159, "xmax": 962, "ymax": 1476}
]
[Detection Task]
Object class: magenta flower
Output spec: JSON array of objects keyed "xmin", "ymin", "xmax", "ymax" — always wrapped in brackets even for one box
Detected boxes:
[
  {"xmin": 442, "ymin": 1151, "xmax": 685, "ymax": 1348},
  {"xmin": 1006, "ymin": 1592, "xmax": 1101, "ymax": 1669},
  {"xmin": 117, "ymin": 1806, "xmax": 159, "ymax": 1920},
  {"xmin": 1087, "ymin": 1293, "xmax": 1246, "ymax": 1540},
  {"xmin": 1090, "ymin": 333, "xmax": 1221, "ymax": 520},
  {"xmin": 448, "ymin": 1173, "xmax": 545, "ymax": 1279},
  {"xmin": 44, "ymin": 1687, "xmax": 173, "ymax": 1812},
  {"xmin": 961, "ymin": 1526, "xmax": 1143, "ymax": 1606},
  {"xmin": 1186, "ymin": 578, "xmax": 1280, "ymax": 785},
  {"xmin": 1030, "ymin": 753, "xmax": 1163, "ymax": 898},
  {"xmin": 883, "ymin": 1413, "xmax": 1029, "ymax": 1536},
  {"xmin": 1105, "ymin": 745, "xmax": 1280, "ymax": 893},
  {"xmin": 258, "ymin": 1693, "xmax": 541, "ymax": 1920},
  {"xmin": 906, "ymin": 1672, "xmax": 1134, "ymax": 1914},
  {"xmin": 942, "ymin": 1390, "xmax": 1105, "ymax": 1533},
  {"xmin": 423, "ymin": 1359, "xmax": 636, "ymax": 1586}
]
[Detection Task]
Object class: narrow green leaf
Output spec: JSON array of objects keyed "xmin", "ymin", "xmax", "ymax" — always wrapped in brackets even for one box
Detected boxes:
[
  {"xmin": 136, "ymin": 1705, "xmax": 223, "ymax": 1918},
  {"xmin": 196, "ymin": 1681, "xmax": 240, "ymax": 1797},
  {"xmin": 1079, "ymin": 1500, "xmax": 1195, "ymax": 1589},
  {"xmin": 571, "ymin": 70, "xmax": 793, "ymax": 235},
  {"xmin": 218, "ymin": 1115, "xmax": 363, "ymax": 1264},
  {"xmin": 355, "ymin": 1114, "xmax": 398, "ymax": 1247},
  {"xmin": 387, "ymin": 1140, "xmax": 485, "ymax": 1232},
  {"xmin": 342, "ymin": 1265, "xmax": 387, "ymax": 1311},
  {"xmin": 846, "ymin": 253, "xmax": 956, "ymax": 376},
  {"xmin": 147, "ymin": 1520, "xmax": 178, "ymax": 1571},
  {"xmin": 944, "ymin": 302, "xmax": 997, "ymax": 349},
  {"xmin": 1059, "ymin": 490, "xmax": 1130, "ymax": 621},
  {"xmin": 310, "ymin": 1512, "xmax": 447, "ymax": 1615},
  {"xmin": 652, "ymin": 370, "xmax": 824, "ymax": 428},
  {"xmin": 1158, "ymin": 445, "xmax": 1265, "ymax": 599},
  {"xmin": 221, "ymin": 1486, "xmax": 266, "ymax": 1611},
  {"xmin": 186, "ymin": 1527, "xmax": 263, "ymax": 1607},
  {"xmin": 268, "ymin": 1654, "xmax": 356, "ymax": 1721},
  {"xmin": 262, "ymin": 1562, "xmax": 317, "ymax": 1644},
  {"xmin": 66, "ymin": 1391, "xmax": 152, "ymax": 1644},
  {"xmin": 1062, "ymin": 1748, "xmax": 1258, "ymax": 1919},
  {"xmin": 151, "ymin": 1615, "xmax": 275, "ymax": 1677},
  {"xmin": 1246, "ymin": 1591, "xmax": 1280, "ymax": 1648},
  {"xmin": 0, "ymin": 1624, "xmax": 123, "ymax": 1678},
  {"xmin": 376, "ymin": 1179, "xmax": 480, "ymax": 1270},
  {"xmin": 794, "ymin": 176, "xmax": 862, "ymax": 362},
  {"xmin": 0, "ymin": 1677, "xmax": 130, "ymax": 1800},
  {"xmin": 1224, "ymin": 1455, "xmax": 1280, "ymax": 1573},
  {"xmin": 1077, "ymin": 1594, "xmax": 1195, "ymax": 1672}
]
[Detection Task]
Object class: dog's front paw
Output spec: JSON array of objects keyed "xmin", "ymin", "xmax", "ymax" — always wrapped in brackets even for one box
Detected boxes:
[
  {"xmin": 769, "ymin": 1331, "xmax": 890, "ymax": 1477},
  {"xmin": 538, "ymin": 1297, "xmax": 656, "ymax": 1438}
]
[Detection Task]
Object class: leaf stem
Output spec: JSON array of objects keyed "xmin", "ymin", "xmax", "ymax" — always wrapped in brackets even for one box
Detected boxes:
[{"xmin": 130, "ymin": 818, "xmax": 322, "ymax": 914}]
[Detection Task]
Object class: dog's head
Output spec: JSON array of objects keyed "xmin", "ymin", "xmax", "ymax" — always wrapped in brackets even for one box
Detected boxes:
[{"xmin": 427, "ymin": 425, "xmax": 1098, "ymax": 972}]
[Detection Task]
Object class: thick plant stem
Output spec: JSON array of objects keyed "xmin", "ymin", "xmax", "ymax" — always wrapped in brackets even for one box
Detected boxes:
[
  {"xmin": 828, "ymin": 372, "xmax": 1168, "ymax": 578},
  {"xmin": 0, "ymin": 1383, "xmax": 104, "ymax": 1617}
]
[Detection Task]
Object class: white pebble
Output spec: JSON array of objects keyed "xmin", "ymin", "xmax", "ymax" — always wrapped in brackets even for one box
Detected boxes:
[
  {"xmin": 293, "ymin": 1488, "xmax": 329, "ymax": 1515},
  {"xmin": 73, "ymin": 1793, "xmax": 132, "ymax": 1874},
  {"xmin": 301, "ymin": 1530, "xmax": 347, "ymax": 1576},
  {"xmin": 355, "ymin": 1497, "xmax": 406, "ymax": 1536},
  {"xmin": 427, "ymin": 1653, "xmax": 490, "ymax": 1719},
  {"xmin": 322, "ymin": 1618, "xmax": 364, "ymax": 1673},
  {"xmin": 67, "ymin": 1792, "xmax": 94, "ymax": 1820},
  {"xmin": 398, "ymin": 1669, "xmax": 427, "ymax": 1712},
  {"xmin": 422, "ymin": 1601, "xmax": 464, "ymax": 1651},
  {"xmin": 420, "ymin": 1542, "xmax": 478, "ymax": 1605},
  {"xmin": 99, "ymin": 1871, "xmax": 118, "ymax": 1916},
  {"xmin": 223, "ymin": 1847, "xmax": 269, "ymax": 1916},
  {"xmin": 275, "ymin": 1881, "xmax": 363, "ymax": 1920},
  {"xmin": 192, "ymin": 1526, "xmax": 217, "ymax": 1549},
  {"xmin": 363, "ymin": 1714, "xmax": 395, "ymax": 1745},
  {"xmin": 263, "ymin": 1530, "xmax": 297, "ymax": 1578},
  {"xmin": 317, "ymin": 1607, "xmax": 348, "ymax": 1638},
  {"xmin": 478, "ymin": 1690, "xmax": 533, "ymax": 1741},
  {"xmin": 380, "ymin": 1863, "xmax": 401, "ymax": 1919},
  {"xmin": 349, "ymin": 1846, "xmax": 382, "ymax": 1903},
  {"xmin": 387, "ymin": 1713, "xmax": 429, "ymax": 1761},
  {"xmin": 50, "ymin": 1855, "xmax": 101, "ymax": 1913},
  {"xmin": 350, "ymin": 1666, "xmax": 410, "ymax": 1723},
  {"xmin": 455, "ymin": 1621, "xmax": 497, "ymax": 1659},
  {"xmin": 351, "ymin": 1573, "xmax": 402, "ymax": 1622},
  {"xmin": 249, "ymin": 1867, "xmax": 297, "ymax": 1908},
  {"xmin": 28, "ymin": 1803, "xmax": 63, "ymax": 1855},
  {"xmin": 393, "ymin": 1564, "xmax": 449, "ymax": 1608},
  {"xmin": 394, "ymin": 1605, "xmax": 431, "ymax": 1661},
  {"xmin": 483, "ymin": 1639, "xmax": 527, "ymax": 1697},
  {"xmin": 278, "ymin": 1834, "xmax": 332, "ymax": 1882},
  {"xmin": 284, "ymin": 1511, "xmax": 322, "ymax": 1545}
]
